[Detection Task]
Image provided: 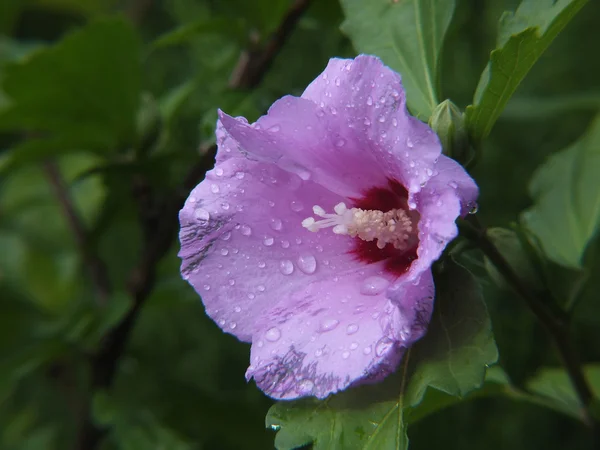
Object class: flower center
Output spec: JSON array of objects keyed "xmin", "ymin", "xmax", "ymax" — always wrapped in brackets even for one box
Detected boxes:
[{"xmin": 302, "ymin": 202, "xmax": 414, "ymax": 250}]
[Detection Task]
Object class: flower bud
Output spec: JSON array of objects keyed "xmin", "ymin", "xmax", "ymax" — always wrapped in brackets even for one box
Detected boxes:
[{"xmin": 429, "ymin": 99, "xmax": 471, "ymax": 164}]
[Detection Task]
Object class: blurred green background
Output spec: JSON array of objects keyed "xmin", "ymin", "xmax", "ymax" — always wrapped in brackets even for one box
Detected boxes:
[{"xmin": 0, "ymin": 0, "xmax": 598, "ymax": 449}]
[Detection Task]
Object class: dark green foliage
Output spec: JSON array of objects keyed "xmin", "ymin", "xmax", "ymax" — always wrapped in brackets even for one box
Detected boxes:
[{"xmin": 0, "ymin": 0, "xmax": 599, "ymax": 449}]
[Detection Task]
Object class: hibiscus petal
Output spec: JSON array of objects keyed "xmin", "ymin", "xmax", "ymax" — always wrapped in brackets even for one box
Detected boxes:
[
  {"xmin": 302, "ymin": 54, "xmax": 442, "ymax": 196},
  {"xmin": 246, "ymin": 269, "xmax": 435, "ymax": 399},
  {"xmin": 180, "ymin": 147, "xmax": 396, "ymax": 341},
  {"xmin": 408, "ymin": 155, "xmax": 479, "ymax": 280}
]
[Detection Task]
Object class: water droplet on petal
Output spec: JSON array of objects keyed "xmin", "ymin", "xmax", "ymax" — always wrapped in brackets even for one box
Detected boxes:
[
  {"xmin": 235, "ymin": 171, "xmax": 245, "ymax": 180},
  {"xmin": 449, "ymin": 181, "xmax": 458, "ymax": 189},
  {"xmin": 229, "ymin": 279, "xmax": 235, "ymax": 286},
  {"xmin": 367, "ymin": 96, "xmax": 373, "ymax": 106},
  {"xmin": 233, "ymin": 305, "xmax": 241, "ymax": 312},
  {"xmin": 378, "ymin": 115, "xmax": 386, "ymax": 123},
  {"xmin": 290, "ymin": 201, "xmax": 304, "ymax": 212},
  {"xmin": 248, "ymin": 293, "xmax": 255, "ymax": 299},
  {"xmin": 342, "ymin": 351, "xmax": 350, "ymax": 359},
  {"xmin": 265, "ymin": 327, "xmax": 281, "ymax": 342},
  {"xmin": 257, "ymin": 285, "xmax": 266, "ymax": 292},
  {"xmin": 221, "ymin": 231, "xmax": 231, "ymax": 241},
  {"xmin": 297, "ymin": 379, "xmax": 314, "ymax": 394},
  {"xmin": 281, "ymin": 240, "xmax": 290, "ymax": 249},
  {"xmin": 268, "ymin": 124, "xmax": 280, "ymax": 132},
  {"xmin": 350, "ymin": 342, "xmax": 359, "ymax": 350},
  {"xmin": 194, "ymin": 208, "xmax": 210, "ymax": 221},
  {"xmin": 375, "ymin": 337, "xmax": 394, "ymax": 357},
  {"xmin": 346, "ymin": 324, "xmax": 359, "ymax": 335},
  {"xmin": 215, "ymin": 168, "xmax": 224, "ymax": 177},
  {"xmin": 230, "ymin": 322, "xmax": 237, "ymax": 330},
  {"xmin": 360, "ymin": 276, "xmax": 390, "ymax": 296},
  {"xmin": 270, "ymin": 218, "xmax": 283, "ymax": 231},
  {"xmin": 210, "ymin": 184, "xmax": 220, "ymax": 193},
  {"xmin": 363, "ymin": 346, "xmax": 372, "ymax": 355},
  {"xmin": 203, "ymin": 284, "xmax": 210, "ymax": 291},
  {"xmin": 297, "ymin": 254, "xmax": 317, "ymax": 274},
  {"xmin": 263, "ymin": 237, "xmax": 274, "ymax": 246},
  {"xmin": 221, "ymin": 202, "xmax": 230, "ymax": 210},
  {"xmin": 240, "ymin": 224, "xmax": 252, "ymax": 236},
  {"xmin": 315, "ymin": 348, "xmax": 323, "ymax": 357},
  {"xmin": 319, "ymin": 318, "xmax": 339, "ymax": 332},
  {"xmin": 335, "ymin": 138, "xmax": 346, "ymax": 147},
  {"xmin": 220, "ymin": 248, "xmax": 229, "ymax": 256},
  {"xmin": 406, "ymin": 137, "xmax": 414, "ymax": 148},
  {"xmin": 279, "ymin": 259, "xmax": 294, "ymax": 275},
  {"xmin": 258, "ymin": 261, "xmax": 266, "ymax": 268}
]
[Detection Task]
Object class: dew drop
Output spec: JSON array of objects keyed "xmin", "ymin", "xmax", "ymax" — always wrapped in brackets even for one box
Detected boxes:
[
  {"xmin": 363, "ymin": 346, "xmax": 372, "ymax": 355},
  {"xmin": 319, "ymin": 318, "xmax": 339, "ymax": 332},
  {"xmin": 297, "ymin": 254, "xmax": 317, "ymax": 274},
  {"xmin": 270, "ymin": 218, "xmax": 283, "ymax": 231},
  {"xmin": 194, "ymin": 208, "xmax": 210, "ymax": 221},
  {"xmin": 220, "ymin": 248, "xmax": 229, "ymax": 256},
  {"xmin": 229, "ymin": 279, "xmax": 235, "ymax": 286},
  {"xmin": 248, "ymin": 293, "xmax": 255, "ymax": 299},
  {"xmin": 315, "ymin": 348, "xmax": 323, "ymax": 357},
  {"xmin": 221, "ymin": 202, "xmax": 230, "ymax": 210},
  {"xmin": 214, "ymin": 167, "xmax": 224, "ymax": 177},
  {"xmin": 426, "ymin": 168, "xmax": 433, "ymax": 177},
  {"xmin": 257, "ymin": 340, "xmax": 264, "ymax": 348},
  {"xmin": 210, "ymin": 184, "xmax": 220, "ymax": 193},
  {"xmin": 263, "ymin": 237, "xmax": 274, "ymax": 246},
  {"xmin": 258, "ymin": 261, "xmax": 266, "ymax": 268},
  {"xmin": 297, "ymin": 379, "xmax": 315, "ymax": 394},
  {"xmin": 240, "ymin": 224, "xmax": 252, "ymax": 236},
  {"xmin": 334, "ymin": 77, "xmax": 341, "ymax": 86},
  {"xmin": 281, "ymin": 240, "xmax": 290, "ymax": 249},
  {"xmin": 335, "ymin": 138, "xmax": 346, "ymax": 147},
  {"xmin": 392, "ymin": 118, "xmax": 398, "ymax": 127},
  {"xmin": 230, "ymin": 322, "xmax": 237, "ymax": 330},
  {"xmin": 342, "ymin": 351, "xmax": 350, "ymax": 359},
  {"xmin": 257, "ymin": 285, "xmax": 266, "ymax": 292},
  {"xmin": 233, "ymin": 305, "xmax": 241, "ymax": 312},
  {"xmin": 375, "ymin": 337, "xmax": 394, "ymax": 357},
  {"xmin": 265, "ymin": 327, "xmax": 281, "ymax": 342},
  {"xmin": 279, "ymin": 259, "xmax": 294, "ymax": 275},
  {"xmin": 268, "ymin": 124, "xmax": 280, "ymax": 132},
  {"xmin": 235, "ymin": 171, "xmax": 245, "ymax": 180},
  {"xmin": 221, "ymin": 231, "xmax": 231, "ymax": 241},
  {"xmin": 449, "ymin": 181, "xmax": 458, "ymax": 189},
  {"xmin": 406, "ymin": 137, "xmax": 414, "ymax": 148},
  {"xmin": 346, "ymin": 324, "xmax": 359, "ymax": 335},
  {"xmin": 350, "ymin": 342, "xmax": 359, "ymax": 350},
  {"xmin": 360, "ymin": 276, "xmax": 390, "ymax": 296},
  {"xmin": 290, "ymin": 201, "xmax": 304, "ymax": 212},
  {"xmin": 364, "ymin": 118, "xmax": 371, "ymax": 126},
  {"xmin": 367, "ymin": 96, "xmax": 373, "ymax": 106},
  {"xmin": 378, "ymin": 115, "xmax": 386, "ymax": 123},
  {"xmin": 203, "ymin": 284, "xmax": 210, "ymax": 291}
]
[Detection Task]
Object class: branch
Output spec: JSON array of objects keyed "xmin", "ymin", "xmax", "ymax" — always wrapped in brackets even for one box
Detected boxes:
[
  {"xmin": 76, "ymin": 1, "xmax": 313, "ymax": 447},
  {"xmin": 462, "ymin": 215, "xmax": 598, "ymax": 430},
  {"xmin": 43, "ymin": 160, "xmax": 111, "ymax": 305}
]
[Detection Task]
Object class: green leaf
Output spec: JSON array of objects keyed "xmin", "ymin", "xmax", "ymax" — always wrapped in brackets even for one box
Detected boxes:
[
  {"xmin": 522, "ymin": 115, "xmax": 600, "ymax": 269},
  {"xmin": 340, "ymin": 0, "xmax": 455, "ymax": 119},
  {"xmin": 0, "ymin": 18, "xmax": 141, "ymax": 160},
  {"xmin": 465, "ymin": 0, "xmax": 588, "ymax": 142},
  {"xmin": 527, "ymin": 365, "xmax": 600, "ymax": 419},
  {"xmin": 267, "ymin": 262, "xmax": 497, "ymax": 450},
  {"xmin": 483, "ymin": 227, "xmax": 544, "ymax": 292}
]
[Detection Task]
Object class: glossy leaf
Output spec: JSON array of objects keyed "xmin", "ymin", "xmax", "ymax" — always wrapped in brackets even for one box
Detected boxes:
[
  {"xmin": 522, "ymin": 115, "xmax": 600, "ymax": 269},
  {"xmin": 340, "ymin": 0, "xmax": 455, "ymax": 119},
  {"xmin": 466, "ymin": 0, "xmax": 588, "ymax": 142}
]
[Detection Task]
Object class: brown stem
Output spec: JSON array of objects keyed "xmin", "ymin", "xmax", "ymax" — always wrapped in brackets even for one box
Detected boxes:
[
  {"xmin": 43, "ymin": 160, "xmax": 111, "ymax": 305},
  {"xmin": 75, "ymin": 1, "xmax": 313, "ymax": 447},
  {"xmin": 462, "ymin": 215, "xmax": 597, "ymax": 429}
]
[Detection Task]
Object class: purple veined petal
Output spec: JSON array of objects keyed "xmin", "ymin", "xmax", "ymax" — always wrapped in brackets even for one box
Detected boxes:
[
  {"xmin": 301, "ymin": 54, "xmax": 442, "ymax": 196},
  {"xmin": 246, "ymin": 268, "xmax": 435, "ymax": 400},
  {"xmin": 179, "ymin": 151, "xmax": 396, "ymax": 341},
  {"xmin": 406, "ymin": 156, "xmax": 479, "ymax": 281}
]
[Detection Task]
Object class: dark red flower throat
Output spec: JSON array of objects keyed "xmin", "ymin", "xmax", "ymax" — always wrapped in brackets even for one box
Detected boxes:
[{"xmin": 350, "ymin": 179, "xmax": 419, "ymax": 277}]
